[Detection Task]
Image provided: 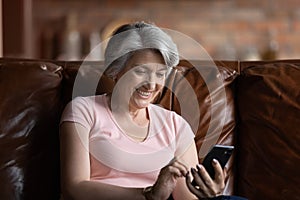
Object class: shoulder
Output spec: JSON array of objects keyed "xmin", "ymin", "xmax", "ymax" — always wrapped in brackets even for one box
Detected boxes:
[
  {"xmin": 71, "ymin": 94, "xmax": 102, "ymax": 103},
  {"xmin": 69, "ymin": 95, "xmax": 105, "ymax": 107},
  {"xmin": 149, "ymin": 104, "xmax": 186, "ymax": 124},
  {"xmin": 61, "ymin": 95, "xmax": 107, "ymax": 128},
  {"xmin": 63, "ymin": 95, "xmax": 107, "ymax": 118}
]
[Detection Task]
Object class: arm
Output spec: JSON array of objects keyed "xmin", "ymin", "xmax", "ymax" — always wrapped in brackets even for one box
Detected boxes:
[
  {"xmin": 171, "ymin": 141, "xmax": 227, "ymax": 199},
  {"xmin": 60, "ymin": 122, "xmax": 147, "ymax": 200},
  {"xmin": 172, "ymin": 142, "xmax": 199, "ymax": 200}
]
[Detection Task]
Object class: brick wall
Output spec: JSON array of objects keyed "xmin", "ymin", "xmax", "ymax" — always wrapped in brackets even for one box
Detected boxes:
[{"xmin": 33, "ymin": 0, "xmax": 300, "ymax": 60}]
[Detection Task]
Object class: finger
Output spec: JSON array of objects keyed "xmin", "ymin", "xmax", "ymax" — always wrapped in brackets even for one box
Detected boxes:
[
  {"xmin": 196, "ymin": 164, "xmax": 214, "ymax": 188},
  {"xmin": 190, "ymin": 167, "xmax": 211, "ymax": 196},
  {"xmin": 166, "ymin": 157, "xmax": 188, "ymax": 177},
  {"xmin": 174, "ymin": 159, "xmax": 189, "ymax": 171},
  {"xmin": 167, "ymin": 165, "xmax": 184, "ymax": 177},
  {"xmin": 212, "ymin": 159, "xmax": 225, "ymax": 183},
  {"xmin": 168, "ymin": 157, "xmax": 188, "ymax": 171},
  {"xmin": 172, "ymin": 161, "xmax": 188, "ymax": 176},
  {"xmin": 185, "ymin": 171, "xmax": 204, "ymax": 197}
]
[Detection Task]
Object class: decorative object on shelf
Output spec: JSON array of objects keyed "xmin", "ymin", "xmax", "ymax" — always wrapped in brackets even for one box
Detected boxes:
[
  {"xmin": 239, "ymin": 46, "xmax": 260, "ymax": 61},
  {"xmin": 86, "ymin": 30, "xmax": 103, "ymax": 61},
  {"xmin": 261, "ymin": 28, "xmax": 279, "ymax": 60},
  {"xmin": 57, "ymin": 12, "xmax": 82, "ymax": 60}
]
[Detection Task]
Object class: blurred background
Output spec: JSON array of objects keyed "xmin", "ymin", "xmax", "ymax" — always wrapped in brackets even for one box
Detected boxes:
[{"xmin": 2, "ymin": 0, "xmax": 300, "ymax": 61}]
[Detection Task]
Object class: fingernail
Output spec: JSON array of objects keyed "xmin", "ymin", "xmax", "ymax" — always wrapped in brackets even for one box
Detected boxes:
[
  {"xmin": 213, "ymin": 159, "xmax": 218, "ymax": 164},
  {"xmin": 185, "ymin": 171, "xmax": 189, "ymax": 177},
  {"xmin": 191, "ymin": 167, "xmax": 196, "ymax": 173},
  {"xmin": 197, "ymin": 164, "xmax": 203, "ymax": 170}
]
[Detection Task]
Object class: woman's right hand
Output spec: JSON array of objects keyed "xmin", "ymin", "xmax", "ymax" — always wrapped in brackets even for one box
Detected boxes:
[{"xmin": 145, "ymin": 158, "xmax": 188, "ymax": 200}]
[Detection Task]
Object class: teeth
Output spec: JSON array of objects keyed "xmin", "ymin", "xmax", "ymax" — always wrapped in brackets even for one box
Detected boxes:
[{"xmin": 136, "ymin": 89, "xmax": 151, "ymax": 97}]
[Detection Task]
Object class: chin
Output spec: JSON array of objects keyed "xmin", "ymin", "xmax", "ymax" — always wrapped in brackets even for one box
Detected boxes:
[
  {"xmin": 131, "ymin": 93, "xmax": 158, "ymax": 109},
  {"xmin": 134, "ymin": 101, "xmax": 151, "ymax": 109}
]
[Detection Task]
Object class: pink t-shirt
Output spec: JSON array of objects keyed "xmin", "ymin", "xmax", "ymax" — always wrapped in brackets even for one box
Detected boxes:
[{"xmin": 60, "ymin": 94, "xmax": 194, "ymax": 188}]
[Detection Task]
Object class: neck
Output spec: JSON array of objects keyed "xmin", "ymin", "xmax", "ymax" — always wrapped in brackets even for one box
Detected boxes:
[
  {"xmin": 106, "ymin": 94, "xmax": 149, "ymax": 141},
  {"xmin": 106, "ymin": 94, "xmax": 149, "ymax": 124},
  {"xmin": 129, "ymin": 107, "xmax": 149, "ymax": 126}
]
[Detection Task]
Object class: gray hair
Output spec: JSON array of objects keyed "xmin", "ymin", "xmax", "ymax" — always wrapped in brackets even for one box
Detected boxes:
[{"xmin": 104, "ymin": 22, "xmax": 179, "ymax": 78}]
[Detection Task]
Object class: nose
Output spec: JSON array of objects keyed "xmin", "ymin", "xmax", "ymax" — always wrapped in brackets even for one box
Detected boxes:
[
  {"xmin": 146, "ymin": 82, "xmax": 156, "ymax": 90},
  {"xmin": 145, "ymin": 73, "xmax": 156, "ymax": 90}
]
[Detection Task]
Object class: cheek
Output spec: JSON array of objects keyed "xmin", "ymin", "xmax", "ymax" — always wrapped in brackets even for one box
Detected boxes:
[
  {"xmin": 157, "ymin": 78, "xmax": 166, "ymax": 87},
  {"xmin": 156, "ymin": 84, "xmax": 163, "ymax": 90},
  {"xmin": 121, "ymin": 74, "xmax": 141, "ymax": 86}
]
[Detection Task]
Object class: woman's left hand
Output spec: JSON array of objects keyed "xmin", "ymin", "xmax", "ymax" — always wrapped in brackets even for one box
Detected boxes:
[{"xmin": 185, "ymin": 159, "xmax": 226, "ymax": 198}]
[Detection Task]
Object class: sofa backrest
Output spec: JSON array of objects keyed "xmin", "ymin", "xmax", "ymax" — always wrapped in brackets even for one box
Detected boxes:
[
  {"xmin": 0, "ymin": 58, "xmax": 299, "ymax": 199},
  {"xmin": 235, "ymin": 60, "xmax": 300, "ymax": 199},
  {"xmin": 0, "ymin": 58, "xmax": 237, "ymax": 199}
]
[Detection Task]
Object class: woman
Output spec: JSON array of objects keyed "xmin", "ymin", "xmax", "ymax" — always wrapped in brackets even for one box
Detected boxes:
[{"xmin": 60, "ymin": 22, "xmax": 226, "ymax": 200}]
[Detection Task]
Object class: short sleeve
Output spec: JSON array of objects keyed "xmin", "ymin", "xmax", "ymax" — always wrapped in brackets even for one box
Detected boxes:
[
  {"xmin": 173, "ymin": 113, "xmax": 195, "ymax": 157},
  {"xmin": 60, "ymin": 96, "xmax": 93, "ymax": 130}
]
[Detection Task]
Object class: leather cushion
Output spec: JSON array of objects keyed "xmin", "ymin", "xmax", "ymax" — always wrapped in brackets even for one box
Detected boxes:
[
  {"xmin": 236, "ymin": 62, "xmax": 300, "ymax": 199},
  {"xmin": 0, "ymin": 61, "xmax": 62, "ymax": 199}
]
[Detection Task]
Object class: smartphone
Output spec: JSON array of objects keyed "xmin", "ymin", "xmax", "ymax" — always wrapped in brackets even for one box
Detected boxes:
[
  {"xmin": 202, "ymin": 145, "xmax": 234, "ymax": 179},
  {"xmin": 192, "ymin": 145, "xmax": 234, "ymax": 184}
]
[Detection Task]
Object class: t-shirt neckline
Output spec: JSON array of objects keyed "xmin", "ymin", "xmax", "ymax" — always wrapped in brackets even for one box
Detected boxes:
[{"xmin": 102, "ymin": 94, "xmax": 152, "ymax": 144}]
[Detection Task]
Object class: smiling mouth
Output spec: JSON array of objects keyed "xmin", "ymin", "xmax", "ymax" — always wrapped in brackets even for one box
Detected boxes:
[{"xmin": 136, "ymin": 89, "xmax": 153, "ymax": 98}]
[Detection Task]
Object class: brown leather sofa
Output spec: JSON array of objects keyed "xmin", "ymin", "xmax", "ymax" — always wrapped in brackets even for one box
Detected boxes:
[{"xmin": 0, "ymin": 58, "xmax": 299, "ymax": 199}]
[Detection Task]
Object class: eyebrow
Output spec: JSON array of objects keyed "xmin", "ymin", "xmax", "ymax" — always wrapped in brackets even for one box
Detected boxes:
[{"xmin": 134, "ymin": 64, "xmax": 168, "ymax": 71}]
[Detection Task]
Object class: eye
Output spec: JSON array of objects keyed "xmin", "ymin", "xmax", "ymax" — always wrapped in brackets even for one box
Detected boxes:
[
  {"xmin": 156, "ymin": 72, "xmax": 165, "ymax": 78},
  {"xmin": 134, "ymin": 69, "xmax": 146, "ymax": 75}
]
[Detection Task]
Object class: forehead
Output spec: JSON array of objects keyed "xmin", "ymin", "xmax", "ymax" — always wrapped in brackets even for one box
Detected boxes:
[{"xmin": 126, "ymin": 50, "xmax": 166, "ymax": 69}]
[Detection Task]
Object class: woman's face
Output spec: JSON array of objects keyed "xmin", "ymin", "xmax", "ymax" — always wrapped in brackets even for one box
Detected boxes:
[{"xmin": 114, "ymin": 50, "xmax": 168, "ymax": 111}]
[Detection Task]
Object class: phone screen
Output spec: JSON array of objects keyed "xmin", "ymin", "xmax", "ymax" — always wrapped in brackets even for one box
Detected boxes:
[{"xmin": 202, "ymin": 145, "xmax": 234, "ymax": 179}]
